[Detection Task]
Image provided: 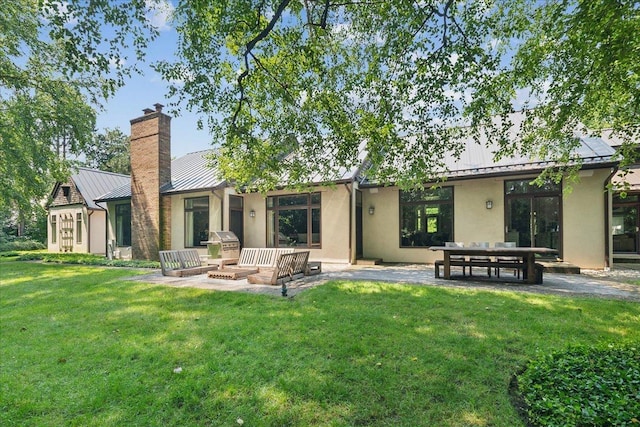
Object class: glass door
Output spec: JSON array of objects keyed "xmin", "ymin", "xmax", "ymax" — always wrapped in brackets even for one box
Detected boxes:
[
  {"xmin": 612, "ymin": 194, "xmax": 639, "ymax": 253},
  {"xmin": 505, "ymin": 179, "xmax": 561, "ymax": 255}
]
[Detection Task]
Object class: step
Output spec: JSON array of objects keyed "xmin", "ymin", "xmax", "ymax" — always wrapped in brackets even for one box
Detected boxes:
[
  {"xmin": 355, "ymin": 258, "xmax": 383, "ymax": 265},
  {"xmin": 537, "ymin": 261, "xmax": 580, "ymax": 274}
]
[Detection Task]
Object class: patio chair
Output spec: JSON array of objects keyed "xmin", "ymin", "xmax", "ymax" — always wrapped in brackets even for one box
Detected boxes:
[
  {"xmin": 468, "ymin": 241, "xmax": 491, "ymax": 277},
  {"xmin": 445, "ymin": 241, "xmax": 467, "ymax": 276},
  {"xmin": 494, "ymin": 241, "xmax": 520, "ymax": 278}
]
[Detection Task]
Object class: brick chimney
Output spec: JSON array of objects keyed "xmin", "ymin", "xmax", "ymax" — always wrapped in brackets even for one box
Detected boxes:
[{"xmin": 130, "ymin": 103, "xmax": 172, "ymax": 260}]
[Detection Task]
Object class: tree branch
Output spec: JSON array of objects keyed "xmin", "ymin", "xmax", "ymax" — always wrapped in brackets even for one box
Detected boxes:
[{"xmin": 232, "ymin": 0, "xmax": 292, "ymax": 128}]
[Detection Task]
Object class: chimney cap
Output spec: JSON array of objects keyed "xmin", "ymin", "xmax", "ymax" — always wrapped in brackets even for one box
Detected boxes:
[
  {"xmin": 143, "ymin": 108, "xmax": 154, "ymax": 115},
  {"xmin": 154, "ymin": 103, "xmax": 164, "ymax": 112}
]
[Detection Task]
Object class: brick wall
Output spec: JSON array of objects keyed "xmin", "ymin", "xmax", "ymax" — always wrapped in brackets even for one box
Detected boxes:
[{"xmin": 130, "ymin": 104, "xmax": 171, "ymax": 261}]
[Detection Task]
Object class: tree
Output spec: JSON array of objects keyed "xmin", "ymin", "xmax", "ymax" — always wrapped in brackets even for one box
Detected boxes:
[
  {"xmin": 1, "ymin": 0, "xmax": 157, "ymax": 223},
  {"xmin": 83, "ymin": 128, "xmax": 131, "ymax": 175},
  {"xmin": 157, "ymin": 0, "xmax": 638, "ymax": 191}
]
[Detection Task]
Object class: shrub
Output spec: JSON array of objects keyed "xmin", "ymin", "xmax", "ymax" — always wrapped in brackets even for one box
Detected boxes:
[
  {"xmin": 517, "ymin": 342, "xmax": 640, "ymax": 426},
  {"xmin": 15, "ymin": 252, "xmax": 160, "ymax": 269},
  {"xmin": 0, "ymin": 238, "xmax": 46, "ymax": 252}
]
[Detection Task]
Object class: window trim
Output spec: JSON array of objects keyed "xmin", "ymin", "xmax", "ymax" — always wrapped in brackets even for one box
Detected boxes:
[
  {"xmin": 266, "ymin": 192, "xmax": 321, "ymax": 249},
  {"xmin": 399, "ymin": 186, "xmax": 454, "ymax": 248}
]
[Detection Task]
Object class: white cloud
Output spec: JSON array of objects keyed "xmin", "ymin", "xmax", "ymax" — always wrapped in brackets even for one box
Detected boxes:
[
  {"xmin": 42, "ymin": 0, "xmax": 78, "ymax": 27},
  {"xmin": 145, "ymin": 0, "xmax": 174, "ymax": 32},
  {"xmin": 109, "ymin": 56, "xmax": 126, "ymax": 69}
]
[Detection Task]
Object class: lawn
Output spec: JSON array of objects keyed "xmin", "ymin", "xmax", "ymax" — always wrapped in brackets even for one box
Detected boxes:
[{"xmin": 1, "ymin": 261, "xmax": 639, "ymax": 426}]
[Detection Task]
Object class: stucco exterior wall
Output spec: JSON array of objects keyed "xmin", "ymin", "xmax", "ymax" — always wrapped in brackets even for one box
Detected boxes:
[
  {"xmin": 88, "ymin": 210, "xmax": 106, "ymax": 255},
  {"xmin": 48, "ymin": 205, "xmax": 95, "ymax": 254},
  {"xmin": 561, "ymin": 169, "xmax": 610, "ymax": 269},
  {"xmin": 361, "ymin": 170, "xmax": 612, "ymax": 268},
  {"xmin": 242, "ymin": 186, "xmax": 352, "ymax": 263}
]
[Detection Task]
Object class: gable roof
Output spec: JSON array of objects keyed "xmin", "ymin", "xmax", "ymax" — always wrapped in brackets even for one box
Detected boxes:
[{"xmin": 50, "ymin": 168, "xmax": 130, "ymax": 210}]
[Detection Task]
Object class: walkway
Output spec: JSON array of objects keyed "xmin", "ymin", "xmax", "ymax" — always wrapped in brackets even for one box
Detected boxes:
[{"xmin": 129, "ymin": 263, "xmax": 640, "ymax": 301}]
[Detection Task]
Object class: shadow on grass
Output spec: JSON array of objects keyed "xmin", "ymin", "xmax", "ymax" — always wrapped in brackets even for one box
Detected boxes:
[{"xmin": 2, "ymin": 262, "xmax": 640, "ymax": 426}]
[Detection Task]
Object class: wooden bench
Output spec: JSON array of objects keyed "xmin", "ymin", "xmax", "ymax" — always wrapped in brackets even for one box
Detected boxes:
[
  {"xmin": 159, "ymin": 250, "xmax": 218, "ymax": 277},
  {"xmin": 434, "ymin": 259, "xmax": 544, "ymax": 284},
  {"xmin": 247, "ymin": 251, "xmax": 310, "ymax": 285},
  {"xmin": 207, "ymin": 248, "xmax": 295, "ymax": 280}
]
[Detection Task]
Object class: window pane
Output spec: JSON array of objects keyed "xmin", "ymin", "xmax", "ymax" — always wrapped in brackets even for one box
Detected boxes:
[
  {"xmin": 279, "ymin": 195, "xmax": 308, "ymax": 207},
  {"xmin": 311, "ymin": 192, "xmax": 321, "ymax": 205},
  {"xmin": 267, "ymin": 210, "xmax": 276, "ymax": 247},
  {"xmin": 51, "ymin": 215, "xmax": 57, "ymax": 244},
  {"xmin": 229, "ymin": 195, "xmax": 243, "ymax": 209},
  {"xmin": 116, "ymin": 204, "xmax": 131, "ymax": 246},
  {"xmin": 614, "ymin": 194, "xmax": 639, "ymax": 203},
  {"xmin": 76, "ymin": 213, "xmax": 82, "ymax": 244},
  {"xmin": 278, "ymin": 209, "xmax": 308, "ymax": 246},
  {"xmin": 400, "ymin": 187, "xmax": 452, "ymax": 203},
  {"xmin": 184, "ymin": 197, "xmax": 209, "ymax": 247},
  {"xmin": 311, "ymin": 208, "xmax": 320, "ymax": 244},
  {"xmin": 506, "ymin": 179, "xmax": 561, "ymax": 195},
  {"xmin": 401, "ymin": 204, "xmax": 452, "ymax": 247}
]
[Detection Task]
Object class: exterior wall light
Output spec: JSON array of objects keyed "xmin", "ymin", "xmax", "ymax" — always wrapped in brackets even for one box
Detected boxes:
[
  {"xmin": 485, "ymin": 200, "xmax": 493, "ymax": 210},
  {"xmin": 368, "ymin": 206, "xmax": 375, "ymax": 215},
  {"xmin": 249, "ymin": 209, "xmax": 256, "ymax": 217}
]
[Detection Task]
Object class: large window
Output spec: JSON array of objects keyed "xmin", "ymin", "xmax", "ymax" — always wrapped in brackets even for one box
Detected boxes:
[
  {"xmin": 115, "ymin": 203, "xmax": 131, "ymax": 246},
  {"xmin": 184, "ymin": 197, "xmax": 209, "ymax": 247},
  {"xmin": 51, "ymin": 215, "xmax": 57, "ymax": 244},
  {"xmin": 267, "ymin": 193, "xmax": 321, "ymax": 248},
  {"xmin": 76, "ymin": 213, "xmax": 83, "ymax": 244},
  {"xmin": 400, "ymin": 187, "xmax": 453, "ymax": 247}
]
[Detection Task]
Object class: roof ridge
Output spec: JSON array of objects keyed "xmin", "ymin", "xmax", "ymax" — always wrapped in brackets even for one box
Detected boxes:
[{"xmin": 76, "ymin": 166, "xmax": 130, "ymax": 178}]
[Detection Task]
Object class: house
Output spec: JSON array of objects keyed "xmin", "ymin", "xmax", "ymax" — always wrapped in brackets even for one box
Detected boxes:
[
  {"xmin": 47, "ymin": 168, "xmax": 129, "ymax": 255},
  {"xmin": 49, "ymin": 104, "xmax": 624, "ymax": 269}
]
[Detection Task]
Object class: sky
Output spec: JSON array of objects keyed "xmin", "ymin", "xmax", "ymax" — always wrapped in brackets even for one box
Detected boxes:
[{"xmin": 94, "ymin": 1, "xmax": 211, "ymax": 159}]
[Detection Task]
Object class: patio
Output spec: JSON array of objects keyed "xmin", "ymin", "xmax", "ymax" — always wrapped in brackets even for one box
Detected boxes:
[{"xmin": 127, "ymin": 263, "xmax": 640, "ymax": 301}]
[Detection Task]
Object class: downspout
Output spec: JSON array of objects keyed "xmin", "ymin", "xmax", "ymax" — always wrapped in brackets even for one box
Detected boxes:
[
  {"xmin": 604, "ymin": 166, "xmax": 618, "ymax": 269},
  {"xmin": 87, "ymin": 209, "xmax": 93, "ymax": 254},
  {"xmin": 104, "ymin": 207, "xmax": 109, "ymax": 258}
]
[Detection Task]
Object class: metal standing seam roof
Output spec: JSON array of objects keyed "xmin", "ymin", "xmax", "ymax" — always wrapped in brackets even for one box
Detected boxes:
[
  {"xmin": 160, "ymin": 150, "xmax": 226, "ymax": 194},
  {"xmin": 71, "ymin": 168, "xmax": 130, "ymax": 210},
  {"xmin": 96, "ymin": 150, "xmax": 227, "ymax": 201},
  {"xmin": 358, "ymin": 113, "xmax": 618, "ymax": 185},
  {"xmin": 442, "ymin": 134, "xmax": 616, "ymax": 178},
  {"xmin": 96, "ymin": 122, "xmax": 619, "ymax": 201}
]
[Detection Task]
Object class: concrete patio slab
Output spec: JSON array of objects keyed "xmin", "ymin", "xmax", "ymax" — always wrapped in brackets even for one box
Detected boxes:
[{"xmin": 127, "ymin": 263, "xmax": 640, "ymax": 301}]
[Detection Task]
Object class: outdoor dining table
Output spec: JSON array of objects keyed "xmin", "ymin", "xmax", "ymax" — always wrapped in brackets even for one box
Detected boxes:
[{"xmin": 428, "ymin": 246, "xmax": 558, "ymax": 284}]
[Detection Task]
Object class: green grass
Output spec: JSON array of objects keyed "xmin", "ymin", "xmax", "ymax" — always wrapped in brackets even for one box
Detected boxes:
[{"xmin": 1, "ymin": 261, "xmax": 639, "ymax": 426}]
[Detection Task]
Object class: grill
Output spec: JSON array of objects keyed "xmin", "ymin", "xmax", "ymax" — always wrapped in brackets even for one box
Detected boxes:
[{"xmin": 204, "ymin": 231, "xmax": 240, "ymax": 259}]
